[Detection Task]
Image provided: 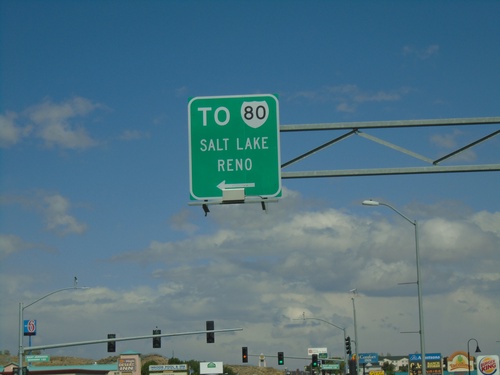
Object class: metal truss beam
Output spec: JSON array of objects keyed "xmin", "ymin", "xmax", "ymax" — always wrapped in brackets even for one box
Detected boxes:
[{"xmin": 280, "ymin": 116, "xmax": 500, "ymax": 179}]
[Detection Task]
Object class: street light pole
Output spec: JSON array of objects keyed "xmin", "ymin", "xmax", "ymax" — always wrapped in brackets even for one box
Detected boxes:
[
  {"xmin": 362, "ymin": 200, "xmax": 426, "ymax": 375},
  {"xmin": 467, "ymin": 338, "xmax": 481, "ymax": 375},
  {"xmin": 351, "ymin": 290, "xmax": 359, "ymax": 375},
  {"xmin": 294, "ymin": 314, "xmax": 348, "ymax": 375},
  {"xmin": 18, "ymin": 278, "xmax": 89, "ymax": 372}
]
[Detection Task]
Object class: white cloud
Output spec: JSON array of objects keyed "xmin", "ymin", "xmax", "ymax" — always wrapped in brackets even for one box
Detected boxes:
[
  {"xmin": 118, "ymin": 129, "xmax": 150, "ymax": 141},
  {"xmin": 0, "ymin": 191, "xmax": 86, "ymax": 237},
  {"xmin": 290, "ymin": 84, "xmax": 410, "ymax": 113},
  {"xmin": 403, "ymin": 44, "xmax": 440, "ymax": 60},
  {"xmin": 0, "ymin": 97, "xmax": 103, "ymax": 149},
  {"xmin": 0, "ymin": 112, "xmax": 31, "ymax": 147},
  {"xmin": 111, "ymin": 191, "xmax": 500, "ymax": 302},
  {"xmin": 0, "ymin": 234, "xmax": 32, "ymax": 259},
  {"xmin": 169, "ymin": 208, "xmax": 199, "ymax": 234},
  {"xmin": 471, "ymin": 210, "xmax": 500, "ymax": 236},
  {"xmin": 430, "ymin": 130, "xmax": 463, "ymax": 149},
  {"xmin": 26, "ymin": 97, "xmax": 101, "ymax": 149},
  {"xmin": 430, "ymin": 130, "xmax": 477, "ymax": 162},
  {"xmin": 43, "ymin": 194, "xmax": 87, "ymax": 235},
  {"xmin": 1, "ymin": 191, "xmax": 498, "ymax": 362}
]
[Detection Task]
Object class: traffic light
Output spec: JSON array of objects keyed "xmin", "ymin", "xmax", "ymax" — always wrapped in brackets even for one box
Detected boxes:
[
  {"xmin": 242, "ymin": 347, "xmax": 248, "ymax": 363},
  {"xmin": 13, "ymin": 367, "xmax": 28, "ymax": 375},
  {"xmin": 278, "ymin": 351, "xmax": 284, "ymax": 365},
  {"xmin": 153, "ymin": 329, "xmax": 161, "ymax": 348},
  {"xmin": 312, "ymin": 354, "xmax": 318, "ymax": 368},
  {"xmin": 206, "ymin": 320, "xmax": 215, "ymax": 343},
  {"xmin": 107, "ymin": 334, "xmax": 116, "ymax": 352},
  {"xmin": 345, "ymin": 336, "xmax": 352, "ymax": 355}
]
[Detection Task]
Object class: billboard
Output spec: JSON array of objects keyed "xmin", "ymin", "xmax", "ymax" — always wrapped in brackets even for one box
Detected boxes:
[
  {"xmin": 200, "ymin": 362, "xmax": 223, "ymax": 374},
  {"xmin": 477, "ymin": 355, "xmax": 499, "ymax": 375},
  {"xmin": 409, "ymin": 353, "xmax": 442, "ymax": 375},
  {"xmin": 448, "ymin": 351, "xmax": 473, "ymax": 372}
]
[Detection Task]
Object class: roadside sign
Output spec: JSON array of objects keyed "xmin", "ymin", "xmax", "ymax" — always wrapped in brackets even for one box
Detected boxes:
[
  {"xmin": 25, "ymin": 355, "xmax": 49, "ymax": 362},
  {"xmin": 409, "ymin": 353, "xmax": 441, "ymax": 362},
  {"xmin": 188, "ymin": 94, "xmax": 281, "ymax": 201},
  {"xmin": 359, "ymin": 353, "xmax": 379, "ymax": 364},
  {"xmin": 118, "ymin": 358, "xmax": 136, "ymax": 372},
  {"xmin": 150, "ymin": 365, "xmax": 188, "ymax": 371},
  {"xmin": 200, "ymin": 362, "xmax": 223, "ymax": 374},
  {"xmin": 477, "ymin": 355, "xmax": 499, "ymax": 375},
  {"xmin": 23, "ymin": 320, "xmax": 36, "ymax": 336},
  {"xmin": 322, "ymin": 364, "xmax": 340, "ymax": 370},
  {"xmin": 308, "ymin": 347, "xmax": 328, "ymax": 356}
]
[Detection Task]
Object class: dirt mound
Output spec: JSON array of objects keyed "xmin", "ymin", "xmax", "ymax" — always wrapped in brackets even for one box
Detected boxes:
[{"xmin": 228, "ymin": 365, "xmax": 283, "ymax": 375}]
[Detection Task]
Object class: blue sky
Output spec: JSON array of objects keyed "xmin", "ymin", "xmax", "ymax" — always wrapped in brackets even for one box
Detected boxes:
[{"xmin": 1, "ymin": 0, "xmax": 499, "ymax": 369}]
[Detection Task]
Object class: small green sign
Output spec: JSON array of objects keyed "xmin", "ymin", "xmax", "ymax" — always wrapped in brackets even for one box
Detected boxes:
[
  {"xmin": 188, "ymin": 94, "xmax": 281, "ymax": 201},
  {"xmin": 26, "ymin": 355, "xmax": 50, "ymax": 362},
  {"xmin": 322, "ymin": 364, "xmax": 340, "ymax": 370}
]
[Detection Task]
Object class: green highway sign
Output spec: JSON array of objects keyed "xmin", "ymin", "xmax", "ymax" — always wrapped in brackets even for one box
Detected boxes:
[
  {"xmin": 322, "ymin": 364, "xmax": 340, "ymax": 370},
  {"xmin": 26, "ymin": 355, "xmax": 50, "ymax": 362},
  {"xmin": 188, "ymin": 94, "xmax": 281, "ymax": 201}
]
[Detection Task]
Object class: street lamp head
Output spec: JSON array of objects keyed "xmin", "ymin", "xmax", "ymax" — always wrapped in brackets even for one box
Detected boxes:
[
  {"xmin": 362, "ymin": 200, "xmax": 380, "ymax": 206},
  {"xmin": 468, "ymin": 338, "xmax": 481, "ymax": 353}
]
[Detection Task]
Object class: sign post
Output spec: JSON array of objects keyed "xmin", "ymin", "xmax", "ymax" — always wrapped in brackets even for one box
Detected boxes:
[{"xmin": 188, "ymin": 94, "xmax": 281, "ymax": 201}]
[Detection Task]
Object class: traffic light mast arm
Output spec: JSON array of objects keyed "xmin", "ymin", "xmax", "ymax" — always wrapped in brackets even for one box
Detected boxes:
[{"xmin": 25, "ymin": 327, "xmax": 243, "ymax": 352}]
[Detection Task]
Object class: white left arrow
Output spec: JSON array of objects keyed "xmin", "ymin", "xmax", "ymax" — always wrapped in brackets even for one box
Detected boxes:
[{"xmin": 217, "ymin": 181, "xmax": 255, "ymax": 190}]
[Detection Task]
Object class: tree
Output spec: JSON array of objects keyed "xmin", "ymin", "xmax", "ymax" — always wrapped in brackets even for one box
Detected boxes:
[
  {"xmin": 223, "ymin": 365, "xmax": 236, "ymax": 375},
  {"xmin": 382, "ymin": 362, "xmax": 396, "ymax": 375},
  {"xmin": 184, "ymin": 359, "xmax": 199, "ymax": 375},
  {"xmin": 142, "ymin": 360, "xmax": 158, "ymax": 375}
]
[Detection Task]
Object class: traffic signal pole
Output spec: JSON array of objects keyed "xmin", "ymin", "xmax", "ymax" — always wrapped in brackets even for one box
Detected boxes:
[{"xmin": 23, "ymin": 327, "xmax": 243, "ymax": 353}]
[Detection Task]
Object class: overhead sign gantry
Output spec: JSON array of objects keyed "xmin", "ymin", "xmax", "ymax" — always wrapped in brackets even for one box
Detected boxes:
[{"xmin": 188, "ymin": 94, "xmax": 500, "ymax": 211}]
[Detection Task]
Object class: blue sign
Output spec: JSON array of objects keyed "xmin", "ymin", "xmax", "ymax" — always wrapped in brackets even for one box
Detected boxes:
[
  {"xmin": 23, "ymin": 319, "xmax": 37, "ymax": 336},
  {"xmin": 359, "ymin": 353, "xmax": 379, "ymax": 364},
  {"xmin": 409, "ymin": 353, "xmax": 441, "ymax": 362}
]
